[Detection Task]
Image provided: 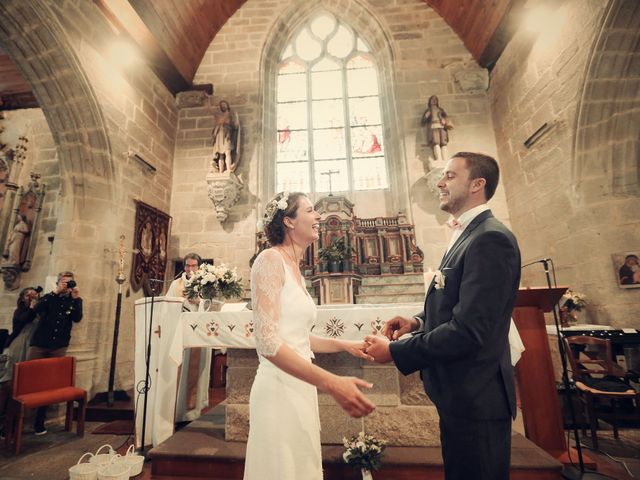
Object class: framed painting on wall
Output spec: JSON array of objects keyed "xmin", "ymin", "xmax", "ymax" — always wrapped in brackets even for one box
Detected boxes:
[
  {"xmin": 130, "ymin": 201, "xmax": 172, "ymax": 296},
  {"xmin": 612, "ymin": 251, "xmax": 640, "ymax": 288}
]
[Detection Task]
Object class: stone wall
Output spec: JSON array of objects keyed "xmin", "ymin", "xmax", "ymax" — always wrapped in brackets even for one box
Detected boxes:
[
  {"xmin": 0, "ymin": 109, "xmax": 58, "ymax": 326},
  {"xmin": 489, "ymin": 0, "xmax": 640, "ymax": 327},
  {"xmin": 0, "ymin": 0, "xmax": 178, "ymax": 395},
  {"xmin": 171, "ymin": 0, "xmax": 511, "ymax": 285},
  {"xmin": 225, "ymin": 349, "xmax": 439, "ymax": 446}
]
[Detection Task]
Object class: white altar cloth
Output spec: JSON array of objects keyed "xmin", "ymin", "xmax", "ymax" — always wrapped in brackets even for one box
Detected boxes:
[{"xmin": 134, "ymin": 298, "xmax": 422, "ymax": 447}]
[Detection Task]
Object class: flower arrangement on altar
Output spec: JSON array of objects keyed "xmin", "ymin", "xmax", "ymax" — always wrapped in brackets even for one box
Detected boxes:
[
  {"xmin": 560, "ymin": 289, "xmax": 586, "ymax": 325},
  {"xmin": 342, "ymin": 431, "xmax": 387, "ymax": 478},
  {"xmin": 183, "ymin": 263, "xmax": 243, "ymax": 301}
]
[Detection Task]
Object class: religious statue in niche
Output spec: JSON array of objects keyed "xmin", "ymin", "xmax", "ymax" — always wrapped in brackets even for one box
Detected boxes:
[
  {"xmin": 130, "ymin": 201, "xmax": 171, "ymax": 296},
  {"xmin": 211, "ymin": 100, "xmax": 241, "ymax": 173},
  {"xmin": 1, "ymin": 172, "xmax": 46, "ymax": 290},
  {"xmin": 421, "ymin": 95, "xmax": 453, "ymax": 162},
  {"xmin": 5, "ymin": 213, "xmax": 31, "ymax": 266}
]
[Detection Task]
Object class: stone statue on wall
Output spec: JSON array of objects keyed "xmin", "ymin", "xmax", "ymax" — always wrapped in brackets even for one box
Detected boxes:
[
  {"xmin": 421, "ymin": 95, "xmax": 453, "ymax": 162},
  {"xmin": 4, "ymin": 213, "xmax": 31, "ymax": 267},
  {"xmin": 211, "ymin": 100, "xmax": 241, "ymax": 173}
]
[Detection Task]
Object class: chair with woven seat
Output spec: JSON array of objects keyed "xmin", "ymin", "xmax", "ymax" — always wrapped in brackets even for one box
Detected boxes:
[
  {"xmin": 563, "ymin": 335, "xmax": 640, "ymax": 450},
  {"xmin": 4, "ymin": 356, "xmax": 86, "ymax": 454}
]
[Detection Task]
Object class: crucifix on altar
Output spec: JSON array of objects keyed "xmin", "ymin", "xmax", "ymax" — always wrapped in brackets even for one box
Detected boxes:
[{"xmin": 320, "ymin": 169, "xmax": 340, "ymax": 195}]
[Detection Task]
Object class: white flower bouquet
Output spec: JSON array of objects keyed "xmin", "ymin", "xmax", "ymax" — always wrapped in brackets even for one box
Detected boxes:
[
  {"xmin": 342, "ymin": 431, "xmax": 387, "ymax": 472},
  {"xmin": 183, "ymin": 263, "xmax": 243, "ymax": 301}
]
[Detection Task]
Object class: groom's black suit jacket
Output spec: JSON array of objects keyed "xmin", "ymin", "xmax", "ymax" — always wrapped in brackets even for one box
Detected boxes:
[{"xmin": 390, "ymin": 210, "xmax": 520, "ymax": 420}]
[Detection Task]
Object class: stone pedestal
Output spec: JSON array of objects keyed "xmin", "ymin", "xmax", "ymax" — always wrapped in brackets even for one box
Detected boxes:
[
  {"xmin": 206, "ymin": 171, "xmax": 242, "ymax": 223},
  {"xmin": 224, "ymin": 349, "xmax": 439, "ymax": 446}
]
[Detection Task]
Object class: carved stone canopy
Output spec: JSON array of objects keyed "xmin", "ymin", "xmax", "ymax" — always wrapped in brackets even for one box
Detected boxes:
[{"xmin": 206, "ymin": 171, "xmax": 243, "ymax": 223}]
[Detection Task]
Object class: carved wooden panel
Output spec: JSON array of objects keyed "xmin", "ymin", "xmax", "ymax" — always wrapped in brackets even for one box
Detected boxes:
[{"xmin": 130, "ymin": 201, "xmax": 171, "ymax": 296}]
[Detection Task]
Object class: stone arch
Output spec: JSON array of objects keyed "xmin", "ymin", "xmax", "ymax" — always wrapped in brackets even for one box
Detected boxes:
[
  {"xmin": 0, "ymin": 1, "xmax": 116, "ymax": 202},
  {"xmin": 258, "ymin": 0, "xmax": 411, "ymax": 215},
  {"xmin": 0, "ymin": 0, "xmax": 119, "ymax": 392},
  {"xmin": 573, "ymin": 0, "xmax": 640, "ymax": 201}
]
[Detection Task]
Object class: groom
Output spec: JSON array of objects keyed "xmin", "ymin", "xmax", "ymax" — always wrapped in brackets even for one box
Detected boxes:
[{"xmin": 365, "ymin": 152, "xmax": 521, "ymax": 480}]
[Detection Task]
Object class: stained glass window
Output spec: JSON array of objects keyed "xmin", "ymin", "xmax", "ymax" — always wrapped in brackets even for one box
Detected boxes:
[{"xmin": 276, "ymin": 13, "xmax": 388, "ymax": 193}]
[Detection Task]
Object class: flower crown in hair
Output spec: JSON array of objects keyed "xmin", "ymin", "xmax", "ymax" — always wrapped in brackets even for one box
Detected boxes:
[{"xmin": 257, "ymin": 191, "xmax": 289, "ymax": 231}]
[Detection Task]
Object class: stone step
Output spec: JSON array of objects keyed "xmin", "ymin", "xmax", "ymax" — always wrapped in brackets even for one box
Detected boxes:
[
  {"xmin": 361, "ymin": 274, "xmax": 425, "ymax": 286},
  {"xmin": 356, "ymin": 293, "xmax": 425, "ymax": 304},
  {"xmin": 358, "ymin": 284, "xmax": 425, "ymax": 295}
]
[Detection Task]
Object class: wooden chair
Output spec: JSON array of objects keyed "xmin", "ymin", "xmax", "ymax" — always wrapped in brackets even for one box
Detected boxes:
[
  {"xmin": 4, "ymin": 356, "xmax": 86, "ymax": 454},
  {"xmin": 563, "ymin": 335, "xmax": 640, "ymax": 450}
]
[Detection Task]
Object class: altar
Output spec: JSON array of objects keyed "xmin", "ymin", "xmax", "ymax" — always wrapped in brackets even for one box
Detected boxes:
[{"xmin": 134, "ymin": 297, "xmax": 424, "ymax": 447}]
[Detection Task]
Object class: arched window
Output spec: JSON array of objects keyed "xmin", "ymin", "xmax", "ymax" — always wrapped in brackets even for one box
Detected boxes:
[{"xmin": 276, "ymin": 13, "xmax": 388, "ymax": 194}]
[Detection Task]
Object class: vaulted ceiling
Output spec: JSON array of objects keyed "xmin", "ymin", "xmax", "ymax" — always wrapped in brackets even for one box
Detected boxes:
[{"xmin": 0, "ymin": 0, "xmax": 523, "ymax": 110}]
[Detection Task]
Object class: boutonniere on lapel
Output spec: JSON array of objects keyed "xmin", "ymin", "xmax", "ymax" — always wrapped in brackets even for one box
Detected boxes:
[{"xmin": 434, "ymin": 269, "xmax": 446, "ymax": 290}]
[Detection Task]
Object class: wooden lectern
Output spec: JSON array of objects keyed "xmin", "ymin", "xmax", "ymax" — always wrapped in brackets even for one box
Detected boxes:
[{"xmin": 513, "ymin": 287, "xmax": 567, "ymax": 454}]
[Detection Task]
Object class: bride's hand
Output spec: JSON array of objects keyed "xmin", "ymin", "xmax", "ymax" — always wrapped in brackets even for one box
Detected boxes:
[
  {"xmin": 340, "ymin": 340, "xmax": 374, "ymax": 361},
  {"xmin": 322, "ymin": 374, "xmax": 375, "ymax": 418}
]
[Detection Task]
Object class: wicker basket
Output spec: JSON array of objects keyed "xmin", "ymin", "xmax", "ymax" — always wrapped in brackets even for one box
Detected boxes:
[
  {"xmin": 116, "ymin": 445, "xmax": 144, "ymax": 477},
  {"xmin": 69, "ymin": 453, "xmax": 99, "ymax": 480},
  {"xmin": 97, "ymin": 456, "xmax": 130, "ymax": 480},
  {"xmin": 89, "ymin": 444, "xmax": 116, "ymax": 467}
]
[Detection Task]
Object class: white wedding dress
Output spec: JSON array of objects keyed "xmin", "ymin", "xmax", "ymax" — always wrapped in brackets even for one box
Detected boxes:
[{"xmin": 243, "ymin": 249, "xmax": 322, "ymax": 480}]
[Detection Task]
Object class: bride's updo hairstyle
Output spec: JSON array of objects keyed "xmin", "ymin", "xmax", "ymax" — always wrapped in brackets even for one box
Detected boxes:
[{"xmin": 261, "ymin": 191, "xmax": 306, "ymax": 245}]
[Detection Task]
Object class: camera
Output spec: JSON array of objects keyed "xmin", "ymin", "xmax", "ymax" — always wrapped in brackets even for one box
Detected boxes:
[
  {"xmin": 66, "ymin": 280, "xmax": 77, "ymax": 289},
  {"xmin": 34, "ymin": 286, "xmax": 43, "ymax": 293}
]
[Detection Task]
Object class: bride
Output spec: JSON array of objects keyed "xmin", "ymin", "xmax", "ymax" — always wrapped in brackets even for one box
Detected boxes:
[{"xmin": 244, "ymin": 191, "xmax": 375, "ymax": 480}]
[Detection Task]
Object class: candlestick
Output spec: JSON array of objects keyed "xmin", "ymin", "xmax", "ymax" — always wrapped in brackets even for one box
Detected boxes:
[{"xmin": 117, "ymin": 234, "xmax": 126, "ymax": 284}]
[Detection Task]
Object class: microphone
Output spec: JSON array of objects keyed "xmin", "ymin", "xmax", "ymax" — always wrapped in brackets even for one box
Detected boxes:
[{"xmin": 521, "ymin": 258, "xmax": 551, "ymax": 268}]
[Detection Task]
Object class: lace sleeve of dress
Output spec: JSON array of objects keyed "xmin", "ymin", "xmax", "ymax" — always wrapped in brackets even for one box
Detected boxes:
[{"xmin": 251, "ymin": 250, "xmax": 285, "ymax": 357}]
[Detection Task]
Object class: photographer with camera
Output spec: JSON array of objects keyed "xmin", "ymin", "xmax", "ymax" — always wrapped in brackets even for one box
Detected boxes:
[
  {"xmin": 27, "ymin": 271, "xmax": 83, "ymax": 435},
  {"xmin": 5, "ymin": 286, "xmax": 41, "ymax": 348}
]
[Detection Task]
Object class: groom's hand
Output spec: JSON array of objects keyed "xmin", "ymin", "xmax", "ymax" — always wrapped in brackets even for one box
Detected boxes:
[
  {"xmin": 364, "ymin": 335, "xmax": 392, "ymax": 363},
  {"xmin": 382, "ymin": 315, "xmax": 419, "ymax": 340}
]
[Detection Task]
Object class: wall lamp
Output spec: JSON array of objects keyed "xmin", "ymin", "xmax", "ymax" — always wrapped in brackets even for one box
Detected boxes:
[
  {"xmin": 523, "ymin": 121, "xmax": 557, "ymax": 149},
  {"xmin": 128, "ymin": 150, "xmax": 156, "ymax": 173}
]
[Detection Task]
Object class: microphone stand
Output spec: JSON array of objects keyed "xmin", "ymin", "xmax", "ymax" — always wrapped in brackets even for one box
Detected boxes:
[
  {"xmin": 139, "ymin": 278, "xmax": 164, "ymax": 460},
  {"xmin": 541, "ymin": 259, "xmax": 610, "ymax": 480}
]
